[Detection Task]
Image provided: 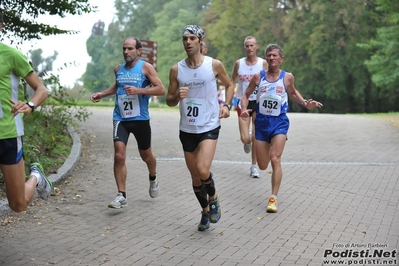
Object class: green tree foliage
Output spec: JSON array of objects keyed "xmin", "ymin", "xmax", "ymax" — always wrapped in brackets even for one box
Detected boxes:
[
  {"xmin": 149, "ymin": 0, "xmax": 211, "ymax": 86},
  {"xmin": 0, "ymin": 2, "xmax": 92, "ymax": 180},
  {"xmin": 201, "ymin": 0, "xmax": 399, "ymax": 113},
  {"xmin": 83, "ymin": 19, "xmax": 123, "ymax": 92},
  {"xmin": 280, "ymin": 0, "xmax": 380, "ymax": 113},
  {"xmin": 82, "ymin": 0, "xmax": 398, "ymax": 113},
  {"xmin": 114, "ymin": 0, "xmax": 168, "ymax": 40},
  {"xmin": 29, "ymin": 48, "xmax": 58, "ymax": 73},
  {"xmin": 83, "ymin": 0, "xmax": 210, "ymax": 94},
  {"xmin": 0, "ymin": 0, "xmax": 95, "ymax": 43},
  {"xmin": 22, "ymin": 49, "xmax": 58, "ymax": 100},
  {"xmin": 83, "ymin": 33, "xmax": 114, "ymax": 92},
  {"xmin": 359, "ymin": 0, "xmax": 399, "ymax": 109},
  {"xmin": 83, "ymin": 0, "xmax": 174, "ymax": 93},
  {"xmin": 23, "ymin": 73, "xmax": 90, "ymax": 177},
  {"xmin": 23, "ymin": 49, "xmax": 59, "ymax": 101},
  {"xmin": 202, "ymin": 0, "xmax": 283, "ymax": 74}
]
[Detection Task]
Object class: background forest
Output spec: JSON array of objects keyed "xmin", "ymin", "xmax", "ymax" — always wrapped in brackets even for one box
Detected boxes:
[{"xmin": 3, "ymin": 0, "xmax": 399, "ymax": 114}]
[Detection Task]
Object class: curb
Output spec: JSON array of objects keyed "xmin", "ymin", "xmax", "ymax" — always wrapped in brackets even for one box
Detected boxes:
[
  {"xmin": 0, "ymin": 126, "xmax": 82, "ymax": 216},
  {"xmin": 48, "ymin": 126, "xmax": 82, "ymax": 187}
]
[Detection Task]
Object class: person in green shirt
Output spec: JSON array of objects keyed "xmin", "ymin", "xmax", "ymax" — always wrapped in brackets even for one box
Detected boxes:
[{"xmin": 0, "ymin": 12, "xmax": 52, "ymax": 212}]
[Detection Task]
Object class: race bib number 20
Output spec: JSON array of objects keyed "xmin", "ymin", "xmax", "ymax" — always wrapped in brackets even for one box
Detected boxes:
[{"xmin": 181, "ymin": 98, "xmax": 206, "ymax": 125}]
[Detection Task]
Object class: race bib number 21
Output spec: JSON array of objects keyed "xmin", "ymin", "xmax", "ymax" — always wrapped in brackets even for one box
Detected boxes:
[{"xmin": 118, "ymin": 95, "xmax": 140, "ymax": 118}]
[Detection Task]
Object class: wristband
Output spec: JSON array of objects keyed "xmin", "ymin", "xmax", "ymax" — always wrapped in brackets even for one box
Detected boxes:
[{"xmin": 223, "ymin": 104, "xmax": 232, "ymax": 111}]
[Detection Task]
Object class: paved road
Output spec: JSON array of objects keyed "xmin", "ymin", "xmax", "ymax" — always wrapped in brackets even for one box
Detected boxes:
[{"xmin": 1, "ymin": 107, "xmax": 398, "ymax": 266}]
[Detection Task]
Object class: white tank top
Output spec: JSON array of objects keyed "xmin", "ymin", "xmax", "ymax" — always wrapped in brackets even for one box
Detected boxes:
[
  {"xmin": 177, "ymin": 56, "xmax": 220, "ymax": 133},
  {"xmin": 236, "ymin": 57, "xmax": 264, "ymax": 100}
]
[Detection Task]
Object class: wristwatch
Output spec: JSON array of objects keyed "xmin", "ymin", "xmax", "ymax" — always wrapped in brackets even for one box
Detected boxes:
[
  {"xmin": 223, "ymin": 104, "xmax": 232, "ymax": 111},
  {"xmin": 26, "ymin": 101, "xmax": 35, "ymax": 112}
]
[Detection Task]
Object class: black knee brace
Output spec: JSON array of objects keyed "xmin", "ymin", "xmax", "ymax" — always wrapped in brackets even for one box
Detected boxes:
[
  {"xmin": 202, "ymin": 173, "xmax": 215, "ymax": 197},
  {"xmin": 193, "ymin": 184, "xmax": 208, "ymax": 208}
]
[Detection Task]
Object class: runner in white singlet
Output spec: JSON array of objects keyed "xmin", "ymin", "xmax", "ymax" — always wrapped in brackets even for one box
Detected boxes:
[
  {"xmin": 231, "ymin": 36, "xmax": 268, "ymax": 178},
  {"xmin": 166, "ymin": 25, "xmax": 234, "ymax": 231}
]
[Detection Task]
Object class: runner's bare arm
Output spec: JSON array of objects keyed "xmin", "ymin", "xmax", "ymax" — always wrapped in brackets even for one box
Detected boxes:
[
  {"xmin": 240, "ymin": 72, "xmax": 260, "ymax": 119},
  {"xmin": 127, "ymin": 62, "xmax": 165, "ymax": 96},
  {"xmin": 262, "ymin": 59, "xmax": 268, "ymax": 70},
  {"xmin": 166, "ymin": 64, "xmax": 181, "ymax": 107},
  {"xmin": 24, "ymin": 71, "xmax": 48, "ymax": 108},
  {"xmin": 90, "ymin": 65, "xmax": 120, "ymax": 102},
  {"xmin": 285, "ymin": 72, "xmax": 322, "ymax": 109},
  {"xmin": 230, "ymin": 59, "xmax": 240, "ymax": 84},
  {"xmin": 9, "ymin": 71, "xmax": 48, "ymax": 116},
  {"xmin": 214, "ymin": 59, "xmax": 234, "ymax": 105}
]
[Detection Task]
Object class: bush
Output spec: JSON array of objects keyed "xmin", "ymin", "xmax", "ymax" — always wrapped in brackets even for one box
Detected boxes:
[
  {"xmin": 23, "ymin": 74, "xmax": 91, "ymax": 176},
  {"xmin": 0, "ymin": 74, "xmax": 90, "ymax": 189}
]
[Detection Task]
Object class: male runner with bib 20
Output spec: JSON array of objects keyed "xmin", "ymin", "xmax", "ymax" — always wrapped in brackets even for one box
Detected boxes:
[
  {"xmin": 166, "ymin": 25, "xmax": 234, "ymax": 231},
  {"xmin": 91, "ymin": 37, "xmax": 165, "ymax": 208}
]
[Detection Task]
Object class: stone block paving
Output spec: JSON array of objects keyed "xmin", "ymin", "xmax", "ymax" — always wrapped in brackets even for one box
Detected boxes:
[{"xmin": 0, "ymin": 107, "xmax": 398, "ymax": 266}]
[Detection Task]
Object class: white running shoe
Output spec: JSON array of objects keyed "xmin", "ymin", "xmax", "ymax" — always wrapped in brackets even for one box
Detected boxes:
[
  {"xmin": 30, "ymin": 163, "xmax": 53, "ymax": 200},
  {"xmin": 244, "ymin": 131, "xmax": 252, "ymax": 154},
  {"xmin": 149, "ymin": 175, "xmax": 160, "ymax": 198},
  {"xmin": 243, "ymin": 142, "xmax": 251, "ymax": 154},
  {"xmin": 250, "ymin": 166, "xmax": 260, "ymax": 178},
  {"xmin": 108, "ymin": 193, "xmax": 128, "ymax": 208}
]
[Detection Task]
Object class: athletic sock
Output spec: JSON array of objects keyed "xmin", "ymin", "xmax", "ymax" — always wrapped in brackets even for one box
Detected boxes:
[
  {"xmin": 149, "ymin": 174, "xmax": 156, "ymax": 181},
  {"xmin": 30, "ymin": 170, "xmax": 42, "ymax": 187},
  {"xmin": 119, "ymin": 191, "xmax": 126, "ymax": 198}
]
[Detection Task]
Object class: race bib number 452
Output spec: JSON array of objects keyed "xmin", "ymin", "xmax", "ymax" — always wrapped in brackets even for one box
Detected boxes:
[{"xmin": 259, "ymin": 93, "xmax": 281, "ymax": 116}]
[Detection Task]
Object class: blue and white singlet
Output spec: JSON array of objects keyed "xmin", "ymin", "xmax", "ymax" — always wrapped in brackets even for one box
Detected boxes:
[
  {"xmin": 256, "ymin": 70, "xmax": 289, "ymax": 117},
  {"xmin": 113, "ymin": 60, "xmax": 151, "ymax": 121}
]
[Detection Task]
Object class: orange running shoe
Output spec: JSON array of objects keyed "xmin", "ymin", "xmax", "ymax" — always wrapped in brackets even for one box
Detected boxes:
[{"xmin": 266, "ymin": 197, "xmax": 278, "ymax": 213}]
